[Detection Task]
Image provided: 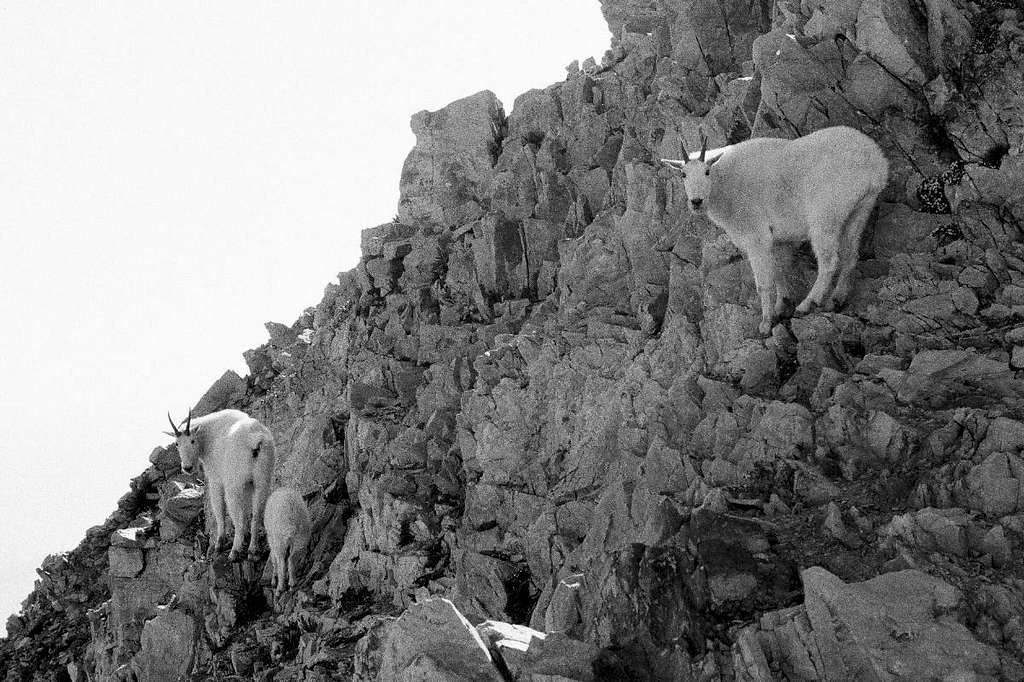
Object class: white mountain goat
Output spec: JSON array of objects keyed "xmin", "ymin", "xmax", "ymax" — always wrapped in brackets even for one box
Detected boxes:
[
  {"xmin": 165, "ymin": 408, "xmax": 275, "ymax": 562},
  {"xmin": 263, "ymin": 487, "xmax": 312, "ymax": 596},
  {"xmin": 661, "ymin": 126, "xmax": 889, "ymax": 335}
]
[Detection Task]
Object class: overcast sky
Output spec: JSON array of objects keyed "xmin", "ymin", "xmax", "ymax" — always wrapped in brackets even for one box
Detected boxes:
[{"xmin": 0, "ymin": 1, "xmax": 610, "ymax": 635}]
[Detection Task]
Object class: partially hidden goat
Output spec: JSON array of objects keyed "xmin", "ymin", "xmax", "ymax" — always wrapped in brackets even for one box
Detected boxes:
[
  {"xmin": 166, "ymin": 408, "xmax": 275, "ymax": 562},
  {"xmin": 661, "ymin": 126, "xmax": 889, "ymax": 335},
  {"xmin": 263, "ymin": 487, "xmax": 312, "ymax": 596}
]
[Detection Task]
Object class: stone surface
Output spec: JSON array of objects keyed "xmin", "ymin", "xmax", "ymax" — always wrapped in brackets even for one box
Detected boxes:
[
  {"xmin": 376, "ymin": 599, "xmax": 504, "ymax": 682},
  {"xmin": 733, "ymin": 568, "xmax": 1002, "ymax": 681},
  {"xmin": 131, "ymin": 609, "xmax": 196, "ymax": 681},
  {"xmin": 398, "ymin": 91, "xmax": 505, "ymax": 230}
]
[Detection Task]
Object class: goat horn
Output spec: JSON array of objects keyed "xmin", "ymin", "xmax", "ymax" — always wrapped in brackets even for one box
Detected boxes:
[
  {"xmin": 699, "ymin": 131, "xmax": 708, "ymax": 162},
  {"xmin": 677, "ymin": 133, "xmax": 690, "ymax": 161},
  {"xmin": 185, "ymin": 407, "xmax": 192, "ymax": 435},
  {"xmin": 167, "ymin": 412, "xmax": 180, "ymax": 437}
]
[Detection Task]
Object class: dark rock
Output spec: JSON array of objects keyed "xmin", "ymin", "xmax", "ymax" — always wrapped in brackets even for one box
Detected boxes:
[
  {"xmin": 734, "ymin": 568, "xmax": 1001, "ymax": 680},
  {"xmin": 376, "ymin": 598, "xmax": 505, "ymax": 681}
]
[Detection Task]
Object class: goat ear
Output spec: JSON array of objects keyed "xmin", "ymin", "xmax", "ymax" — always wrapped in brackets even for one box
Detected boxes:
[
  {"xmin": 706, "ymin": 152, "xmax": 723, "ymax": 167},
  {"xmin": 660, "ymin": 158, "xmax": 687, "ymax": 170},
  {"xmin": 163, "ymin": 430, "xmax": 177, "ymax": 438},
  {"xmin": 191, "ymin": 424, "xmax": 202, "ymax": 435}
]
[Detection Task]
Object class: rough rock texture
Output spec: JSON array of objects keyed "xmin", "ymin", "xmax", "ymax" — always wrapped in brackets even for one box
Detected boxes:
[
  {"xmin": 4, "ymin": 0, "xmax": 1024, "ymax": 680},
  {"xmin": 730, "ymin": 566, "xmax": 1005, "ymax": 681},
  {"xmin": 374, "ymin": 598, "xmax": 504, "ymax": 681}
]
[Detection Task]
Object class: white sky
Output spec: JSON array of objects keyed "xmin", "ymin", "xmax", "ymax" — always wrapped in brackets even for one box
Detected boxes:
[{"xmin": 0, "ymin": 1, "xmax": 610, "ymax": 635}]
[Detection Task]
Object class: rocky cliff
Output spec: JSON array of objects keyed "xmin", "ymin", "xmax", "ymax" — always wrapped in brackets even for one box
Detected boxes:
[{"xmin": 3, "ymin": 1, "xmax": 1024, "ymax": 680}]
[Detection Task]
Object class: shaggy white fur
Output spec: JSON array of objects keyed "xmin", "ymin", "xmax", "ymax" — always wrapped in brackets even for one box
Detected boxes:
[
  {"xmin": 264, "ymin": 487, "xmax": 311, "ymax": 595},
  {"xmin": 166, "ymin": 408, "xmax": 275, "ymax": 562},
  {"xmin": 663, "ymin": 126, "xmax": 889, "ymax": 335}
]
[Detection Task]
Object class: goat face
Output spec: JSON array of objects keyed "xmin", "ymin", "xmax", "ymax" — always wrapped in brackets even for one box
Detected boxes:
[
  {"xmin": 680, "ymin": 160, "xmax": 714, "ymax": 215},
  {"xmin": 663, "ymin": 157, "xmax": 717, "ymax": 215},
  {"xmin": 165, "ymin": 409, "xmax": 201, "ymax": 475},
  {"xmin": 662, "ymin": 131, "xmax": 721, "ymax": 215},
  {"xmin": 176, "ymin": 430, "xmax": 202, "ymax": 474}
]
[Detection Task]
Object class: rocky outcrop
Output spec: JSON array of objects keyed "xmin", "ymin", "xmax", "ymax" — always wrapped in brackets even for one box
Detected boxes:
[
  {"xmin": 732, "ymin": 567, "xmax": 1003, "ymax": 681},
  {"xmin": 3, "ymin": 0, "xmax": 1024, "ymax": 680}
]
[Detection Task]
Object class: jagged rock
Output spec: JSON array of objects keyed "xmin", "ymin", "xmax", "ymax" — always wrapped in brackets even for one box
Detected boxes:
[
  {"xmin": 981, "ymin": 525, "xmax": 1014, "ymax": 568},
  {"xmin": 598, "ymin": 0, "xmax": 665, "ymax": 34},
  {"xmin": 882, "ymin": 507, "xmax": 973, "ymax": 557},
  {"xmin": 922, "ymin": 0, "xmax": 973, "ymax": 76},
  {"xmin": 376, "ymin": 598, "xmax": 505, "ymax": 681},
  {"xmin": 557, "ymin": 212, "xmax": 635, "ymax": 315},
  {"xmin": 665, "ymin": 0, "xmax": 770, "ymax": 94},
  {"xmin": 108, "ymin": 527, "xmax": 151, "ymax": 579},
  {"xmin": 869, "ymin": 204, "xmax": 941, "ymax": 258},
  {"xmin": 979, "ymin": 416, "xmax": 1024, "ymax": 458},
  {"xmin": 896, "ymin": 348, "xmax": 1023, "ymax": 408},
  {"xmin": 567, "ymin": 542, "xmax": 702, "ymax": 680},
  {"xmin": 944, "ymin": 45, "xmax": 1024, "ymax": 162},
  {"xmin": 802, "ymin": 0, "xmax": 861, "ymax": 40},
  {"xmin": 192, "ymin": 369, "xmax": 246, "ymax": 416},
  {"xmin": 398, "ymin": 91, "xmax": 505, "ymax": 229},
  {"xmin": 522, "ymin": 631, "xmax": 601, "ymax": 682},
  {"xmin": 157, "ymin": 478, "xmax": 205, "ymax": 541},
  {"xmin": 751, "ymin": 31, "xmax": 860, "ymax": 135},
  {"xmin": 264, "ymin": 321, "xmax": 309, "ymax": 372},
  {"xmin": 451, "ymin": 549, "xmax": 527, "ymax": 624},
  {"xmin": 131, "ymin": 609, "xmax": 196, "ymax": 680},
  {"xmin": 818, "ymin": 403, "xmax": 914, "ymax": 478},
  {"xmin": 963, "ymin": 452, "xmax": 1024, "ymax": 517},
  {"xmin": 733, "ymin": 567, "xmax": 1001, "ymax": 681},
  {"xmin": 856, "ymin": 0, "xmax": 932, "ymax": 84},
  {"xmin": 148, "ymin": 445, "xmax": 180, "ymax": 472},
  {"xmin": 470, "ymin": 214, "xmax": 563, "ymax": 300},
  {"xmin": 823, "ymin": 501, "xmax": 863, "ymax": 548}
]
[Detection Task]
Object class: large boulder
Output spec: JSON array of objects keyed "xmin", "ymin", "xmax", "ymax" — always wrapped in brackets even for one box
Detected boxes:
[
  {"xmin": 733, "ymin": 567, "xmax": 1001, "ymax": 680},
  {"xmin": 131, "ymin": 610, "xmax": 197, "ymax": 681},
  {"xmin": 398, "ymin": 91, "xmax": 505, "ymax": 230},
  {"xmin": 376, "ymin": 598, "xmax": 505, "ymax": 681}
]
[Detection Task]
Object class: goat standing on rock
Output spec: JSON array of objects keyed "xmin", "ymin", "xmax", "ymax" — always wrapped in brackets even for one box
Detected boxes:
[
  {"xmin": 661, "ymin": 125, "xmax": 889, "ymax": 335},
  {"xmin": 264, "ymin": 487, "xmax": 312, "ymax": 596},
  {"xmin": 166, "ymin": 408, "xmax": 275, "ymax": 562}
]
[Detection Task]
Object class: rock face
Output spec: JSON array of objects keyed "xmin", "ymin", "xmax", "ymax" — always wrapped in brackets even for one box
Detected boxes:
[
  {"xmin": 733, "ymin": 567, "xmax": 1001, "ymax": 680},
  {"xmin": 375, "ymin": 598, "xmax": 505, "ymax": 681},
  {"xmin": 4, "ymin": 1, "xmax": 1024, "ymax": 680}
]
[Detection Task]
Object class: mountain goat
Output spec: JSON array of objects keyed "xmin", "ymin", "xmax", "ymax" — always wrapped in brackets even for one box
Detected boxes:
[
  {"xmin": 165, "ymin": 408, "xmax": 275, "ymax": 562},
  {"xmin": 264, "ymin": 487, "xmax": 312, "ymax": 596},
  {"xmin": 661, "ymin": 126, "xmax": 888, "ymax": 335}
]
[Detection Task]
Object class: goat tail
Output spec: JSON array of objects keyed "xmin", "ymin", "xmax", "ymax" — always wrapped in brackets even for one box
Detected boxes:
[{"xmin": 255, "ymin": 433, "xmax": 277, "ymax": 463}]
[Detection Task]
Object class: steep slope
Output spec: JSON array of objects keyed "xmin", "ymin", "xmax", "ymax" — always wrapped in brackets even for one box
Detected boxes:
[{"xmin": 4, "ymin": 1, "xmax": 1024, "ymax": 680}]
